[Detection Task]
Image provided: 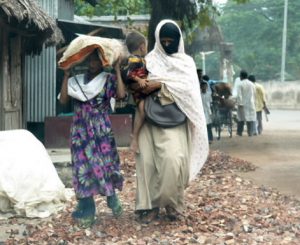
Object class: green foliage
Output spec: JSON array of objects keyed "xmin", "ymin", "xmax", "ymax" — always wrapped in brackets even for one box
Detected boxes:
[
  {"xmin": 75, "ymin": 0, "xmax": 150, "ymax": 17},
  {"xmin": 218, "ymin": 0, "xmax": 300, "ymax": 80},
  {"xmin": 74, "ymin": 0, "xmax": 254, "ymax": 65},
  {"xmin": 233, "ymin": 0, "xmax": 250, "ymax": 3},
  {"xmin": 75, "ymin": 0, "xmax": 249, "ymax": 24},
  {"xmin": 74, "ymin": 0, "xmax": 95, "ymax": 16}
]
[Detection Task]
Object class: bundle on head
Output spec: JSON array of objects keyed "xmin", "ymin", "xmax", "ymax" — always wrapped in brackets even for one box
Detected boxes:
[{"xmin": 58, "ymin": 35, "xmax": 126, "ymax": 70}]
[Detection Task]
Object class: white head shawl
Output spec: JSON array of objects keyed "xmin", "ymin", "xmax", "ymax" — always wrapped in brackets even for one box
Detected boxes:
[{"xmin": 145, "ymin": 19, "xmax": 209, "ymax": 181}]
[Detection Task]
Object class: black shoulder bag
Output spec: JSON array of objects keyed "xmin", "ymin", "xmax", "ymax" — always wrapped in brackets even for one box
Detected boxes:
[{"xmin": 144, "ymin": 92, "xmax": 186, "ymax": 128}]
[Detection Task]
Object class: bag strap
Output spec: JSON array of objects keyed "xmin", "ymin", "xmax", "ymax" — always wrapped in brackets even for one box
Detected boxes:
[{"xmin": 71, "ymin": 69, "xmax": 89, "ymax": 101}]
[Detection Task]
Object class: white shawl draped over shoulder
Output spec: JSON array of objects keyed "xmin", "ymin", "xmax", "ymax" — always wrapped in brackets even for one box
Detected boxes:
[
  {"xmin": 145, "ymin": 19, "xmax": 209, "ymax": 181},
  {"xmin": 68, "ymin": 72, "xmax": 109, "ymax": 101}
]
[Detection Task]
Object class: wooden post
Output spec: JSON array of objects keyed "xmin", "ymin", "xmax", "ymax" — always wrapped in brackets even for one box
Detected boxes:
[
  {"xmin": 1, "ymin": 30, "xmax": 23, "ymax": 130},
  {"xmin": 0, "ymin": 28, "xmax": 3, "ymax": 130},
  {"xmin": 9, "ymin": 34, "xmax": 23, "ymax": 129},
  {"xmin": 0, "ymin": 30, "xmax": 10, "ymax": 130}
]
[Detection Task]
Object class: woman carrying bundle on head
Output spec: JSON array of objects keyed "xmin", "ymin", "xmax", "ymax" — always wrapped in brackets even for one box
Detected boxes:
[{"xmin": 59, "ymin": 45, "xmax": 126, "ymax": 227}]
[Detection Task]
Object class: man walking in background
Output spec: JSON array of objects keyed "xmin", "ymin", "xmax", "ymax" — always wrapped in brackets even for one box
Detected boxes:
[
  {"xmin": 236, "ymin": 70, "xmax": 256, "ymax": 136},
  {"xmin": 248, "ymin": 75, "xmax": 267, "ymax": 135}
]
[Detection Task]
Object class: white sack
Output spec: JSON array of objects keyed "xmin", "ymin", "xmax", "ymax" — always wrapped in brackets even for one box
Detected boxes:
[{"xmin": 0, "ymin": 130, "xmax": 68, "ymax": 218}]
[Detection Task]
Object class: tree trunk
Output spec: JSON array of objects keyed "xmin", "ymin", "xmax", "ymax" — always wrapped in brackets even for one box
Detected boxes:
[
  {"xmin": 148, "ymin": 0, "xmax": 165, "ymax": 51},
  {"xmin": 147, "ymin": 0, "xmax": 194, "ymax": 51}
]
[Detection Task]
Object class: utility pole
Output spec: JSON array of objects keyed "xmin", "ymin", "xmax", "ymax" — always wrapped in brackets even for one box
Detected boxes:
[
  {"xmin": 280, "ymin": 0, "xmax": 288, "ymax": 82},
  {"xmin": 200, "ymin": 51, "xmax": 214, "ymax": 75}
]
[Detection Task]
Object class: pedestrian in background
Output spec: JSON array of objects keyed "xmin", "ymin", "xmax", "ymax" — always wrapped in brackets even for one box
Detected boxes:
[
  {"xmin": 248, "ymin": 75, "xmax": 267, "ymax": 135},
  {"xmin": 236, "ymin": 70, "xmax": 256, "ymax": 136},
  {"xmin": 232, "ymin": 76, "xmax": 242, "ymax": 99},
  {"xmin": 200, "ymin": 82, "xmax": 213, "ymax": 144}
]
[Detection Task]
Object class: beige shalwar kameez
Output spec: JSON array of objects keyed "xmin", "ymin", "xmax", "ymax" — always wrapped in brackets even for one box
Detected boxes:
[{"xmin": 135, "ymin": 121, "xmax": 190, "ymax": 212}]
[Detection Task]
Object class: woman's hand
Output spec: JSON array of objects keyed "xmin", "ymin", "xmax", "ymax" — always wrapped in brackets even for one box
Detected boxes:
[{"xmin": 141, "ymin": 81, "xmax": 162, "ymax": 94}]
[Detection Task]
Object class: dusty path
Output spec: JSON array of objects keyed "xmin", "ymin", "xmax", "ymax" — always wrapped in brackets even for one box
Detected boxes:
[
  {"xmin": 210, "ymin": 109, "xmax": 300, "ymax": 199},
  {"xmin": 1, "ymin": 110, "xmax": 300, "ymax": 243}
]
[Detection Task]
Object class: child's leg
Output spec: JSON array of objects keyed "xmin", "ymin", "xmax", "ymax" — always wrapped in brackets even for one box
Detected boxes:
[
  {"xmin": 130, "ymin": 100, "xmax": 145, "ymax": 153},
  {"xmin": 207, "ymin": 123, "xmax": 213, "ymax": 143}
]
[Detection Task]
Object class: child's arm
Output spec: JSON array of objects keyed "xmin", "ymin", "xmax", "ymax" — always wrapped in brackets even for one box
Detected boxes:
[
  {"xmin": 114, "ymin": 58, "xmax": 126, "ymax": 99},
  {"xmin": 132, "ymin": 76, "xmax": 148, "ymax": 88},
  {"xmin": 59, "ymin": 70, "xmax": 70, "ymax": 105}
]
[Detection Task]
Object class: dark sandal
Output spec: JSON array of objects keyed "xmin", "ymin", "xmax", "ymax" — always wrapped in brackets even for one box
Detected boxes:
[
  {"xmin": 107, "ymin": 194, "xmax": 123, "ymax": 217},
  {"xmin": 77, "ymin": 216, "xmax": 95, "ymax": 228},
  {"xmin": 72, "ymin": 197, "xmax": 96, "ymax": 227},
  {"xmin": 139, "ymin": 208, "xmax": 159, "ymax": 224},
  {"xmin": 165, "ymin": 206, "xmax": 181, "ymax": 221}
]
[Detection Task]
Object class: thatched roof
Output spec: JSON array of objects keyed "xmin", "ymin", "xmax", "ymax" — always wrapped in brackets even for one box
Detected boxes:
[{"xmin": 0, "ymin": 0, "xmax": 64, "ymax": 54}]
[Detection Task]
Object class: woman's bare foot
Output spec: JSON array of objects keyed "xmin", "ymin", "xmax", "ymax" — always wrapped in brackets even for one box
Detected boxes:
[{"xmin": 130, "ymin": 135, "xmax": 140, "ymax": 153}]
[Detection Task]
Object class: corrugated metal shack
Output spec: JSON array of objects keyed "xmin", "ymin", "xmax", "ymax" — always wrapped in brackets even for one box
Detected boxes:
[{"xmin": 0, "ymin": 0, "xmax": 63, "ymax": 131}]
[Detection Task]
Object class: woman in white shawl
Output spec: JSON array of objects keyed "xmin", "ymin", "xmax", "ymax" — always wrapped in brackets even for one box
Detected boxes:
[{"xmin": 135, "ymin": 19, "xmax": 209, "ymax": 223}]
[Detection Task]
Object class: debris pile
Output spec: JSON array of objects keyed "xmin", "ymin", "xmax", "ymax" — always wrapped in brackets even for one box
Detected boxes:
[{"xmin": 2, "ymin": 150, "xmax": 300, "ymax": 244}]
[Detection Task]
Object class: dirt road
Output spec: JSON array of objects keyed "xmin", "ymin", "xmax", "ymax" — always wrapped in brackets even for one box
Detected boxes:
[
  {"xmin": 1, "ymin": 109, "xmax": 300, "ymax": 243},
  {"xmin": 210, "ymin": 109, "xmax": 300, "ymax": 199}
]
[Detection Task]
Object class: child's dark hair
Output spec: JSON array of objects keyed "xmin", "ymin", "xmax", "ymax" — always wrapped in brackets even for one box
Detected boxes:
[
  {"xmin": 248, "ymin": 75, "xmax": 256, "ymax": 82},
  {"xmin": 125, "ymin": 31, "xmax": 146, "ymax": 53},
  {"xmin": 202, "ymin": 75, "xmax": 210, "ymax": 82}
]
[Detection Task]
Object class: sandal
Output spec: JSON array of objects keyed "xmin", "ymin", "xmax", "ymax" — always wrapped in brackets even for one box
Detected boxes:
[
  {"xmin": 71, "ymin": 198, "xmax": 85, "ymax": 218},
  {"xmin": 107, "ymin": 194, "xmax": 123, "ymax": 217},
  {"xmin": 72, "ymin": 197, "xmax": 96, "ymax": 228},
  {"xmin": 78, "ymin": 215, "xmax": 95, "ymax": 228},
  {"xmin": 165, "ymin": 205, "xmax": 180, "ymax": 221},
  {"xmin": 139, "ymin": 208, "xmax": 159, "ymax": 224},
  {"xmin": 134, "ymin": 209, "xmax": 147, "ymax": 222}
]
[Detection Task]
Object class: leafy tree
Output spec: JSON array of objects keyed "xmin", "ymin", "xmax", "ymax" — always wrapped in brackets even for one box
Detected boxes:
[
  {"xmin": 75, "ymin": 0, "xmax": 150, "ymax": 17},
  {"xmin": 75, "ymin": 0, "xmax": 249, "ymax": 50},
  {"xmin": 75, "ymin": 0, "xmax": 95, "ymax": 16},
  {"xmin": 218, "ymin": 0, "xmax": 300, "ymax": 81}
]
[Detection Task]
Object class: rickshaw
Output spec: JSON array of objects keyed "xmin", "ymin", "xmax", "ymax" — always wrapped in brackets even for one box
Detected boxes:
[{"xmin": 210, "ymin": 82, "xmax": 235, "ymax": 140}]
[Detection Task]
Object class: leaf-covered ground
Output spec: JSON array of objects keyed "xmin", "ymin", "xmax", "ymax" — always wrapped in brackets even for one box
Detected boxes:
[{"xmin": 2, "ymin": 150, "xmax": 300, "ymax": 244}]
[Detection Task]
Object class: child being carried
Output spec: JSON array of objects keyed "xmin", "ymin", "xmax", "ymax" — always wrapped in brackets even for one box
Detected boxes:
[{"xmin": 123, "ymin": 31, "xmax": 151, "ymax": 153}]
